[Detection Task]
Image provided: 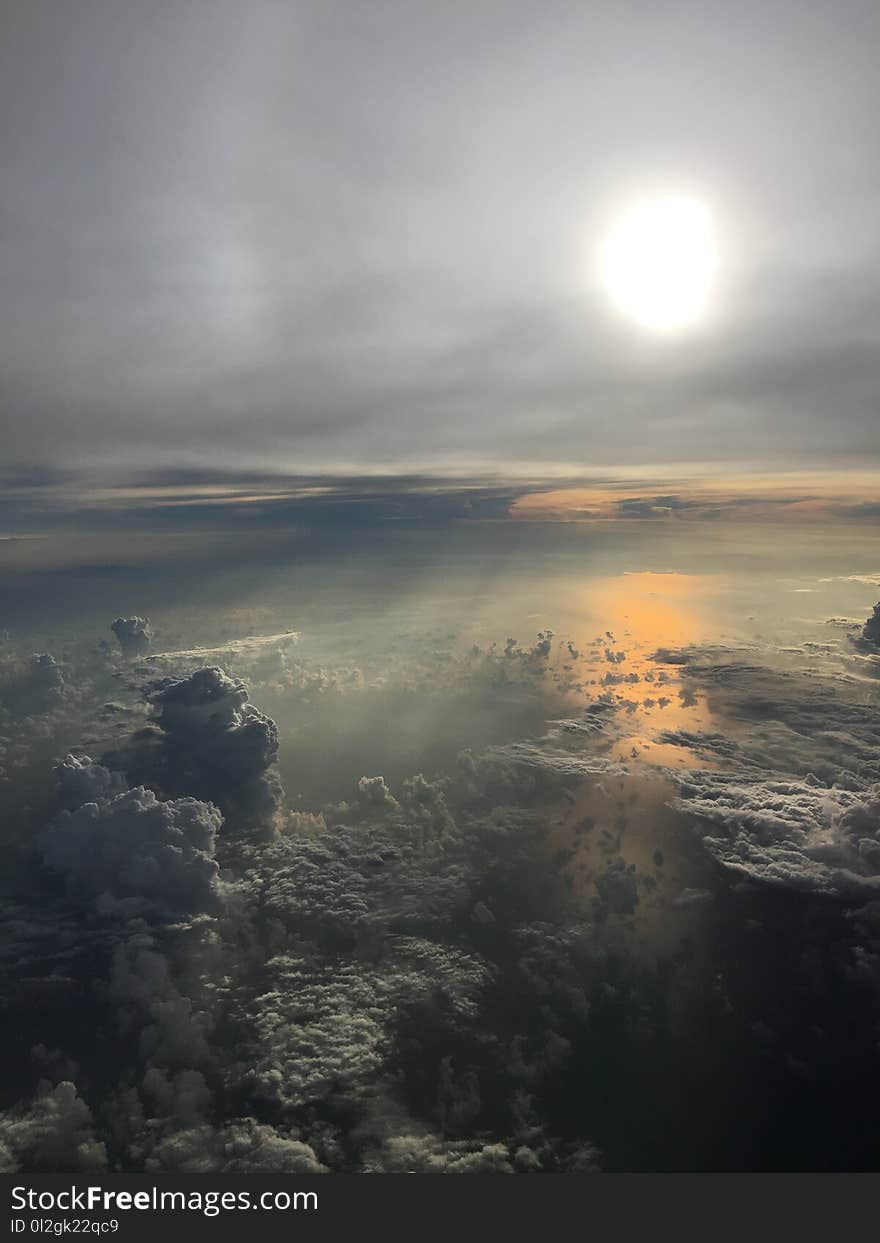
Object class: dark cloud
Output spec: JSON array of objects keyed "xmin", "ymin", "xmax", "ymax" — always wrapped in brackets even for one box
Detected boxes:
[
  {"xmin": 143, "ymin": 1116, "xmax": 328, "ymax": 1175},
  {"xmin": 650, "ymin": 639, "xmax": 880, "ymax": 906},
  {"xmin": 110, "ymin": 666, "xmax": 283, "ymax": 835},
  {"xmin": 0, "ymin": 1082, "xmax": 106, "ymax": 1174},
  {"xmin": 107, "ymin": 938, "xmax": 213, "ymax": 1071},
  {"xmin": 55, "ymin": 752, "xmax": 127, "ymax": 808},
  {"xmin": 0, "ymin": 647, "xmax": 65, "ymax": 716},
  {"xmin": 3, "ymin": 4, "xmax": 880, "ymax": 477},
  {"xmin": 5, "ymin": 546, "xmax": 880, "ymax": 1173},
  {"xmin": 43, "ymin": 759, "xmax": 222, "ymax": 917},
  {"xmin": 111, "ymin": 616, "xmax": 152, "ymax": 657},
  {"xmin": 860, "ymin": 602, "xmax": 880, "ymax": 646},
  {"xmin": 658, "ymin": 659, "xmax": 880, "ymax": 786}
]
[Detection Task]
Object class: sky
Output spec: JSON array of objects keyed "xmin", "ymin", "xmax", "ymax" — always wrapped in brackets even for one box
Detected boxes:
[
  {"xmin": 3, "ymin": 0, "xmax": 880, "ymax": 484},
  {"xmin": 5, "ymin": 6, "xmax": 880, "ymax": 1176}
]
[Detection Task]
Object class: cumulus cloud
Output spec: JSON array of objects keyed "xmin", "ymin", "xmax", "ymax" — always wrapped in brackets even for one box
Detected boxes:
[
  {"xmin": 674, "ymin": 772, "xmax": 880, "ymax": 897},
  {"xmin": 860, "ymin": 602, "xmax": 880, "ymax": 646},
  {"xmin": 153, "ymin": 666, "xmax": 281, "ymax": 828},
  {"xmin": 354, "ymin": 1081, "xmax": 599, "ymax": 1174},
  {"xmin": 55, "ymin": 753, "xmax": 127, "ymax": 807},
  {"xmin": 356, "ymin": 775, "xmax": 399, "ymax": 812},
  {"xmin": 237, "ymin": 933, "xmax": 493, "ymax": 1121},
  {"xmin": 105, "ymin": 1063, "xmax": 327, "ymax": 1173},
  {"xmin": 145, "ymin": 1118, "xmax": 327, "ymax": 1174},
  {"xmin": 361, "ymin": 1132, "xmax": 514, "ymax": 1173},
  {"xmin": 248, "ymin": 814, "xmax": 472, "ymax": 945},
  {"xmin": 594, "ymin": 856, "xmax": 639, "ymax": 916},
  {"xmin": 242, "ymin": 955, "xmax": 390, "ymax": 1112},
  {"xmin": 398, "ymin": 773, "xmax": 456, "ymax": 835},
  {"xmin": 658, "ymin": 659, "xmax": 880, "ymax": 785},
  {"xmin": 110, "ymin": 666, "xmax": 282, "ymax": 835},
  {"xmin": 43, "ymin": 761, "xmax": 221, "ymax": 916},
  {"xmin": 0, "ymin": 646, "xmax": 65, "ymax": 718},
  {"xmin": 643, "ymin": 634, "xmax": 880, "ymax": 1130},
  {"xmin": 13, "ymin": 589, "xmax": 880, "ymax": 1173},
  {"xmin": 112, "ymin": 617, "xmax": 152, "ymax": 657},
  {"xmin": 108, "ymin": 938, "xmax": 213, "ymax": 1070},
  {"xmin": 0, "ymin": 1082, "xmax": 106, "ymax": 1173},
  {"xmin": 27, "ymin": 653, "xmax": 64, "ymax": 701}
]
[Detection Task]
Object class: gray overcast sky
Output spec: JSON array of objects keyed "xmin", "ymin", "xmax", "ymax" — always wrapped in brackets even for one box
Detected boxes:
[{"xmin": 2, "ymin": 0, "xmax": 880, "ymax": 478}]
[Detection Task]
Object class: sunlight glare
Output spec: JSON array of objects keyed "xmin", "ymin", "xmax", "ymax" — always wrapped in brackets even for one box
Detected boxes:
[{"xmin": 600, "ymin": 197, "xmax": 718, "ymax": 332}]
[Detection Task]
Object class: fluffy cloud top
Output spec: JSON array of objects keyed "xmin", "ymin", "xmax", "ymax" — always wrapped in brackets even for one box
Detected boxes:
[
  {"xmin": 112, "ymin": 617, "xmax": 152, "ymax": 656},
  {"xmin": 861, "ymin": 603, "xmax": 880, "ymax": 646},
  {"xmin": 145, "ymin": 1118, "xmax": 327, "ymax": 1174},
  {"xmin": 675, "ymin": 773, "xmax": 880, "ymax": 897},
  {"xmin": 0, "ymin": 647, "xmax": 65, "ymax": 716},
  {"xmin": 0, "ymin": 1083, "xmax": 106, "ymax": 1173},
  {"xmin": 43, "ymin": 760, "xmax": 221, "ymax": 916},
  {"xmin": 55, "ymin": 753, "xmax": 128, "ymax": 807},
  {"xmin": 148, "ymin": 667, "xmax": 282, "ymax": 832}
]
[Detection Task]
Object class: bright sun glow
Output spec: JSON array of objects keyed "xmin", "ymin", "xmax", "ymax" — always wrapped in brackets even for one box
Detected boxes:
[{"xmin": 600, "ymin": 197, "xmax": 718, "ymax": 332}]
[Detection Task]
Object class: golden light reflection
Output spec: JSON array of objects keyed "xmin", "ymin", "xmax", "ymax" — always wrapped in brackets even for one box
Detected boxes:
[
  {"xmin": 596, "ymin": 575, "xmax": 718, "ymax": 769},
  {"xmin": 549, "ymin": 571, "xmax": 724, "ymax": 770},
  {"xmin": 453, "ymin": 565, "xmax": 725, "ymax": 771},
  {"xmin": 589, "ymin": 570, "xmax": 719, "ymax": 648}
]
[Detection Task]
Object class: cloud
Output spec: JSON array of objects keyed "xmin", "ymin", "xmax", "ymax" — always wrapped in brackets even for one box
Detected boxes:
[
  {"xmin": 112, "ymin": 616, "xmax": 152, "ymax": 656},
  {"xmin": 253, "ymin": 822, "xmax": 472, "ymax": 944},
  {"xmin": 145, "ymin": 631, "xmax": 299, "ymax": 672},
  {"xmin": 145, "ymin": 1118, "xmax": 327, "ymax": 1174},
  {"xmin": 27, "ymin": 653, "xmax": 64, "ymax": 700},
  {"xmin": 860, "ymin": 602, "xmax": 880, "ymax": 646},
  {"xmin": 242, "ymin": 954, "xmax": 390, "ymax": 1112},
  {"xmin": 112, "ymin": 666, "xmax": 282, "ymax": 835},
  {"xmin": 356, "ymin": 775, "xmax": 399, "ymax": 812},
  {"xmin": 13, "ymin": 580, "xmax": 880, "ymax": 1172},
  {"xmin": 0, "ymin": 1082, "xmax": 106, "ymax": 1173},
  {"xmin": 674, "ymin": 772, "xmax": 880, "ymax": 898},
  {"xmin": 55, "ymin": 752, "xmax": 127, "ymax": 807},
  {"xmin": 107, "ymin": 1064, "xmax": 328, "ymax": 1172},
  {"xmin": 353, "ymin": 1076, "xmax": 599, "ymax": 1173},
  {"xmin": 108, "ymin": 938, "xmax": 213, "ymax": 1070},
  {"xmin": 362, "ymin": 1132, "xmax": 514, "ymax": 1174},
  {"xmin": 0, "ymin": 646, "xmax": 65, "ymax": 717},
  {"xmin": 42, "ymin": 762, "xmax": 222, "ymax": 917},
  {"xmin": 238, "ymin": 932, "xmax": 492, "ymax": 1120},
  {"xmin": 658, "ymin": 659, "xmax": 880, "ymax": 785},
  {"xmin": 490, "ymin": 738, "xmax": 619, "ymax": 780},
  {"xmin": 594, "ymin": 856, "xmax": 639, "ymax": 916}
]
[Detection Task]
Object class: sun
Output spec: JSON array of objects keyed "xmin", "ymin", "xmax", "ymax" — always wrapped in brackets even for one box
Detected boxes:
[{"xmin": 600, "ymin": 197, "xmax": 717, "ymax": 333}]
